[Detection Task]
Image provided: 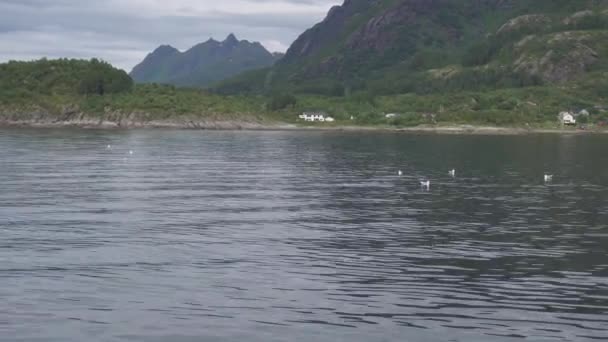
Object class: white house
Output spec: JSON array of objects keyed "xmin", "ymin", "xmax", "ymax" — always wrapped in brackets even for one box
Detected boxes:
[
  {"xmin": 559, "ymin": 111, "xmax": 576, "ymax": 125},
  {"xmin": 299, "ymin": 112, "xmax": 333, "ymax": 122}
]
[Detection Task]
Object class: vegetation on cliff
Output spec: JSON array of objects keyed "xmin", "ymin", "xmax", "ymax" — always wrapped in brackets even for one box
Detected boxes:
[{"xmin": 213, "ymin": 0, "xmax": 608, "ymax": 100}]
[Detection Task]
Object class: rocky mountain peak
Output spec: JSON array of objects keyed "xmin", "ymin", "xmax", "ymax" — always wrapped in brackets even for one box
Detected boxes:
[
  {"xmin": 130, "ymin": 35, "xmax": 279, "ymax": 87},
  {"xmin": 151, "ymin": 45, "xmax": 179, "ymax": 56},
  {"xmin": 223, "ymin": 33, "xmax": 239, "ymax": 47}
]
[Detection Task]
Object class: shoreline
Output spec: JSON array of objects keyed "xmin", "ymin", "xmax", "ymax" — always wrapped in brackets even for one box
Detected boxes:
[{"xmin": 0, "ymin": 118, "xmax": 604, "ymax": 135}]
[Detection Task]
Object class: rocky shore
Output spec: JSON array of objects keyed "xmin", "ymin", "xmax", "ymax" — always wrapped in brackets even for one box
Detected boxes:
[
  {"xmin": 0, "ymin": 107, "xmax": 295, "ymax": 130},
  {"xmin": 0, "ymin": 117, "xmax": 295, "ymax": 130},
  {"xmin": 1, "ymin": 108, "xmax": 605, "ymax": 134}
]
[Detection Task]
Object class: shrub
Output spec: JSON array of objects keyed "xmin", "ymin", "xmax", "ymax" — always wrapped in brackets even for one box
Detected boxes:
[{"xmin": 267, "ymin": 93, "xmax": 297, "ymax": 111}]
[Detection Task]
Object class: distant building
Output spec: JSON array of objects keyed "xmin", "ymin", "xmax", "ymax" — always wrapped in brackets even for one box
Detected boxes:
[
  {"xmin": 559, "ymin": 111, "xmax": 577, "ymax": 125},
  {"xmin": 299, "ymin": 112, "xmax": 333, "ymax": 122}
]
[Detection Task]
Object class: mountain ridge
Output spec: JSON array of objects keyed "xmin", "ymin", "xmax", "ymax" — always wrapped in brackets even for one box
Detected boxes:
[{"xmin": 130, "ymin": 34, "xmax": 283, "ymax": 87}]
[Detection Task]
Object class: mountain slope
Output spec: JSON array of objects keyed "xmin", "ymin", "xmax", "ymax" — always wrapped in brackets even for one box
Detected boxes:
[
  {"xmin": 130, "ymin": 34, "xmax": 282, "ymax": 87},
  {"xmin": 214, "ymin": 0, "xmax": 608, "ymax": 96}
]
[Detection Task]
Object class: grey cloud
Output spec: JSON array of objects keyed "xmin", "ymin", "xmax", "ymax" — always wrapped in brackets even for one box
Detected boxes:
[{"xmin": 0, "ymin": 0, "xmax": 341, "ymax": 70}]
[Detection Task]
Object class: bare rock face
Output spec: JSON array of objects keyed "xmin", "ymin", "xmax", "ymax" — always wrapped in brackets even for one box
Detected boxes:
[
  {"xmin": 281, "ymin": 0, "xmax": 380, "ymax": 64},
  {"xmin": 540, "ymin": 47, "xmax": 598, "ymax": 83},
  {"xmin": 562, "ymin": 10, "xmax": 595, "ymax": 25},
  {"xmin": 513, "ymin": 32, "xmax": 600, "ymax": 83},
  {"xmin": 497, "ymin": 14, "xmax": 552, "ymax": 34},
  {"xmin": 345, "ymin": 0, "xmax": 448, "ymax": 53},
  {"xmin": 346, "ymin": 0, "xmax": 518, "ymax": 53},
  {"xmin": 280, "ymin": 0, "xmax": 516, "ymax": 76}
]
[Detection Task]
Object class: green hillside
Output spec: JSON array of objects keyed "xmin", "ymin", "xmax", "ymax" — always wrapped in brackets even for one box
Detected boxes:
[
  {"xmin": 0, "ymin": 58, "xmax": 276, "ymax": 125},
  {"xmin": 213, "ymin": 0, "xmax": 608, "ymax": 98},
  {"xmin": 1, "ymin": 56, "xmax": 607, "ymax": 128},
  {"xmin": 0, "ymin": 58, "xmax": 132, "ymax": 99}
]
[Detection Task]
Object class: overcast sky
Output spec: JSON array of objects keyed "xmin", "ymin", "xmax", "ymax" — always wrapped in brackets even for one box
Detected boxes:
[{"xmin": 0, "ymin": 0, "xmax": 341, "ymax": 71}]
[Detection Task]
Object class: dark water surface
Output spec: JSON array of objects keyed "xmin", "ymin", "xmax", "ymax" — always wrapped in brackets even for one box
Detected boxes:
[{"xmin": 1, "ymin": 129, "xmax": 607, "ymax": 342}]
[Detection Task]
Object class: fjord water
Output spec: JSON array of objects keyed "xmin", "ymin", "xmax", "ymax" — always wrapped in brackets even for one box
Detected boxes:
[{"xmin": 1, "ymin": 129, "xmax": 607, "ymax": 342}]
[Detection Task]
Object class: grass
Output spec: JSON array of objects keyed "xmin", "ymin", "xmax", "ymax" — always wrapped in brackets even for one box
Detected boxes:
[{"xmin": 3, "ymin": 82, "xmax": 607, "ymax": 128}]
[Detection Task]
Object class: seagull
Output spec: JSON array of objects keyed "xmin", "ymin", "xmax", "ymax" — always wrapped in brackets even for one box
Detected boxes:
[
  {"xmin": 544, "ymin": 174, "xmax": 553, "ymax": 182},
  {"xmin": 398, "ymin": 170, "xmax": 403, "ymax": 176},
  {"xmin": 129, "ymin": 150, "xmax": 134, "ymax": 155},
  {"xmin": 106, "ymin": 144, "xmax": 112, "ymax": 150},
  {"xmin": 420, "ymin": 180, "xmax": 431, "ymax": 189},
  {"xmin": 449, "ymin": 169, "xmax": 456, "ymax": 177}
]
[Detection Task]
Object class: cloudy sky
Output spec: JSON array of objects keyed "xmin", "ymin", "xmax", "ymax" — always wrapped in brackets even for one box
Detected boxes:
[{"xmin": 0, "ymin": 0, "xmax": 341, "ymax": 71}]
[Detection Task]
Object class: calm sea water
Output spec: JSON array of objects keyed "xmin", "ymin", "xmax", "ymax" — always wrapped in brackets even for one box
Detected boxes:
[{"xmin": 0, "ymin": 129, "xmax": 607, "ymax": 342}]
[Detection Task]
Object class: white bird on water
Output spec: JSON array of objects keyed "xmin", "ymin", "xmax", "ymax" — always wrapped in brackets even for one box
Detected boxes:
[
  {"xmin": 544, "ymin": 174, "xmax": 553, "ymax": 183},
  {"xmin": 398, "ymin": 170, "xmax": 403, "ymax": 176},
  {"xmin": 449, "ymin": 169, "xmax": 456, "ymax": 177},
  {"xmin": 420, "ymin": 180, "xmax": 431, "ymax": 190},
  {"xmin": 129, "ymin": 150, "xmax": 134, "ymax": 155},
  {"xmin": 106, "ymin": 144, "xmax": 112, "ymax": 150}
]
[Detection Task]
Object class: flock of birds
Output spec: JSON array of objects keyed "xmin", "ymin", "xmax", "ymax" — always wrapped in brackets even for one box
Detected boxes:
[
  {"xmin": 398, "ymin": 168, "xmax": 554, "ymax": 190},
  {"xmin": 106, "ymin": 144, "xmax": 556, "ymax": 188}
]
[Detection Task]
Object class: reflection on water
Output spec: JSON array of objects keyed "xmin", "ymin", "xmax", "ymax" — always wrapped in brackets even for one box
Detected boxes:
[{"xmin": 0, "ymin": 129, "xmax": 607, "ymax": 342}]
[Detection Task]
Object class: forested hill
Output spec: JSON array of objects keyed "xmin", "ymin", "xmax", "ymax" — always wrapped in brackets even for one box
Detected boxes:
[
  {"xmin": 130, "ymin": 34, "xmax": 282, "ymax": 87},
  {"xmin": 213, "ymin": 0, "xmax": 608, "ymax": 97},
  {"xmin": 0, "ymin": 58, "xmax": 273, "ymax": 127},
  {"xmin": 0, "ymin": 58, "xmax": 133, "ymax": 98}
]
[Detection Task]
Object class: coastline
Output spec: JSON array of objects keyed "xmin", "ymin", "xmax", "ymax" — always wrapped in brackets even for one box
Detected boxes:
[
  {"xmin": 0, "ymin": 118, "xmax": 298, "ymax": 131},
  {"xmin": 1, "ymin": 118, "xmax": 605, "ymax": 134},
  {"xmin": 0, "ymin": 109, "xmax": 604, "ymax": 134}
]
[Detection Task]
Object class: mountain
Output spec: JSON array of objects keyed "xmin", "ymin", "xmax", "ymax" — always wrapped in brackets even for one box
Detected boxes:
[
  {"xmin": 214, "ymin": 0, "xmax": 608, "ymax": 96},
  {"xmin": 130, "ymin": 34, "xmax": 282, "ymax": 87}
]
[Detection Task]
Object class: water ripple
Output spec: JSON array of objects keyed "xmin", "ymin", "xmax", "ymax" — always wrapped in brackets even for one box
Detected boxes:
[{"xmin": 1, "ymin": 130, "xmax": 607, "ymax": 342}]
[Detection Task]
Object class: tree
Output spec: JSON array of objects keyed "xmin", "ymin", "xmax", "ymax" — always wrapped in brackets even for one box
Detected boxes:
[
  {"xmin": 267, "ymin": 93, "xmax": 297, "ymax": 111},
  {"xmin": 78, "ymin": 59, "xmax": 133, "ymax": 96}
]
